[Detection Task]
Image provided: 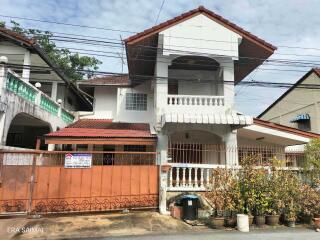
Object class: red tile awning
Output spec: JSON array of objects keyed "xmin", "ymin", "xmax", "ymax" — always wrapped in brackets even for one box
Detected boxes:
[{"xmin": 45, "ymin": 119, "xmax": 157, "ymax": 145}]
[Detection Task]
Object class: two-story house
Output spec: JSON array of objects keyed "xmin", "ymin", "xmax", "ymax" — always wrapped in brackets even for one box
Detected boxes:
[
  {"xmin": 43, "ymin": 6, "xmax": 320, "ymax": 213},
  {"xmin": 0, "ymin": 27, "xmax": 92, "ymax": 149},
  {"xmin": 259, "ymin": 68, "xmax": 320, "ymax": 133}
]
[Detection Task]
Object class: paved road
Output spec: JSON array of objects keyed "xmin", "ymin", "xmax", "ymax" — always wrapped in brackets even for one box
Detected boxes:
[{"xmin": 101, "ymin": 228, "xmax": 319, "ymax": 240}]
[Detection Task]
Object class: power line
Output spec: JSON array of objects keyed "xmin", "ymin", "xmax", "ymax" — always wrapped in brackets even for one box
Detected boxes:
[
  {"xmin": 5, "ymin": 62, "xmax": 320, "ymax": 90},
  {"xmin": 155, "ymin": 0, "xmax": 166, "ymax": 24},
  {"xmin": 2, "ymin": 14, "xmax": 320, "ymax": 51}
]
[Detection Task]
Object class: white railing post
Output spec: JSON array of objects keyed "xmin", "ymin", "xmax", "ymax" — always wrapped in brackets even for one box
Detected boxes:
[
  {"xmin": 169, "ymin": 167, "xmax": 173, "ymax": 188},
  {"xmin": 200, "ymin": 168, "xmax": 204, "ymax": 188},
  {"xmin": 188, "ymin": 167, "xmax": 192, "ymax": 187},
  {"xmin": 206, "ymin": 168, "xmax": 210, "ymax": 187},
  {"xmin": 176, "ymin": 167, "xmax": 180, "ymax": 187},
  {"xmin": 194, "ymin": 168, "xmax": 198, "ymax": 187},
  {"xmin": 182, "ymin": 167, "xmax": 186, "ymax": 187}
]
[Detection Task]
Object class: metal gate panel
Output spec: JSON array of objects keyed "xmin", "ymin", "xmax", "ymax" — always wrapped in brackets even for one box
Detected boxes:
[{"xmin": 0, "ymin": 151, "xmax": 159, "ymax": 214}]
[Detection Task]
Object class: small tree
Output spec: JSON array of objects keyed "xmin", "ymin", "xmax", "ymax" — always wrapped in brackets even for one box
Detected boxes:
[
  {"xmin": 2, "ymin": 20, "xmax": 102, "ymax": 81},
  {"xmin": 304, "ymin": 138, "xmax": 320, "ymax": 187}
]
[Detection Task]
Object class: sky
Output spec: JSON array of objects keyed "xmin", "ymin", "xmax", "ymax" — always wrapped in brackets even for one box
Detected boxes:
[{"xmin": 0, "ymin": 0, "xmax": 319, "ymax": 116}]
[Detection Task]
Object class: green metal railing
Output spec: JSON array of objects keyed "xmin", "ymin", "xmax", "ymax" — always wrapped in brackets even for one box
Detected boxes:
[
  {"xmin": 40, "ymin": 95, "xmax": 59, "ymax": 116},
  {"xmin": 6, "ymin": 72, "xmax": 37, "ymax": 103},
  {"xmin": 5, "ymin": 71, "xmax": 76, "ymax": 123},
  {"xmin": 61, "ymin": 109, "xmax": 75, "ymax": 124}
]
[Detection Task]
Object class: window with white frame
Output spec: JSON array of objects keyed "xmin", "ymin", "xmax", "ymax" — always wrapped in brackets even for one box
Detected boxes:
[{"xmin": 125, "ymin": 93, "xmax": 147, "ymax": 111}]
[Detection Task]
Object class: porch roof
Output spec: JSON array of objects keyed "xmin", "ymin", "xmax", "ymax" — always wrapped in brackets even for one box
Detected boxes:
[
  {"xmin": 161, "ymin": 112, "xmax": 253, "ymax": 126},
  {"xmin": 238, "ymin": 118, "xmax": 320, "ymax": 146},
  {"xmin": 45, "ymin": 119, "xmax": 157, "ymax": 145}
]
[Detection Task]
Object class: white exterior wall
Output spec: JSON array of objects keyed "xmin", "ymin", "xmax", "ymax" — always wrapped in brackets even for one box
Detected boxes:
[
  {"xmin": 116, "ymin": 81, "xmax": 154, "ymax": 123},
  {"xmin": 160, "ymin": 14, "xmax": 241, "ymax": 58},
  {"xmin": 87, "ymin": 81, "xmax": 154, "ymax": 123},
  {"xmin": 93, "ymin": 87, "xmax": 117, "ymax": 119}
]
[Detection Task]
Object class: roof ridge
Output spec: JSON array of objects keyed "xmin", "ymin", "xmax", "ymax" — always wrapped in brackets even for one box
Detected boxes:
[{"xmin": 124, "ymin": 5, "xmax": 276, "ymax": 51}]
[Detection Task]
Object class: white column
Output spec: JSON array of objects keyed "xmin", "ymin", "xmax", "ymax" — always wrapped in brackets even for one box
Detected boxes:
[
  {"xmin": 221, "ymin": 59, "xmax": 235, "ymax": 110},
  {"xmin": 154, "ymin": 35, "xmax": 170, "ymax": 126},
  {"xmin": 22, "ymin": 51, "xmax": 31, "ymax": 82},
  {"xmin": 224, "ymin": 129, "xmax": 238, "ymax": 166},
  {"xmin": 0, "ymin": 64, "xmax": 6, "ymax": 146},
  {"xmin": 51, "ymin": 82, "xmax": 58, "ymax": 101},
  {"xmin": 0, "ymin": 63, "xmax": 7, "ymax": 93},
  {"xmin": 158, "ymin": 133, "xmax": 169, "ymax": 215}
]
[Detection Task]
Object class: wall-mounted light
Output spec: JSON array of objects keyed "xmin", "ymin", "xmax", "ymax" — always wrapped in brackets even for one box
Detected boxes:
[
  {"xmin": 57, "ymin": 99, "xmax": 63, "ymax": 105},
  {"xmin": 0, "ymin": 56, "xmax": 8, "ymax": 64},
  {"xmin": 35, "ymin": 82, "xmax": 41, "ymax": 88}
]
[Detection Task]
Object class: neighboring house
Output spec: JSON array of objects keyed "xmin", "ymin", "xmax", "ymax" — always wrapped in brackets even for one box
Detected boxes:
[
  {"xmin": 0, "ymin": 27, "xmax": 92, "ymax": 149},
  {"xmin": 258, "ymin": 68, "xmax": 320, "ymax": 133},
  {"xmin": 42, "ymin": 6, "xmax": 320, "ymax": 213}
]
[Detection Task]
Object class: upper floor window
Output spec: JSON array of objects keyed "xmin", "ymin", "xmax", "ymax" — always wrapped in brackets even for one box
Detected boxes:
[{"xmin": 125, "ymin": 93, "xmax": 147, "ymax": 111}]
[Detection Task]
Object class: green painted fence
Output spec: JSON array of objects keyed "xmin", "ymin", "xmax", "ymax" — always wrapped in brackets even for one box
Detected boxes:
[
  {"xmin": 61, "ymin": 109, "xmax": 75, "ymax": 124},
  {"xmin": 40, "ymin": 95, "xmax": 59, "ymax": 116},
  {"xmin": 6, "ymin": 72, "xmax": 37, "ymax": 103}
]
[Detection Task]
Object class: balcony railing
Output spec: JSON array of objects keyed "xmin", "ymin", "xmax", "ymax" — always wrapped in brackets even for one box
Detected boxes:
[
  {"xmin": 5, "ymin": 71, "xmax": 75, "ymax": 124},
  {"xmin": 167, "ymin": 163, "xmax": 215, "ymax": 191},
  {"xmin": 6, "ymin": 72, "xmax": 37, "ymax": 103},
  {"xmin": 167, "ymin": 94, "xmax": 225, "ymax": 107}
]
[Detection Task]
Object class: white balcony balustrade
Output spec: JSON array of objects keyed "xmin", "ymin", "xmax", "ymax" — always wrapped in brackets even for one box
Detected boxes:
[
  {"xmin": 167, "ymin": 163, "xmax": 220, "ymax": 191},
  {"xmin": 167, "ymin": 94, "xmax": 224, "ymax": 108}
]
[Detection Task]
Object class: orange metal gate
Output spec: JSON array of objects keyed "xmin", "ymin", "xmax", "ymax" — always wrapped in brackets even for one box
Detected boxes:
[{"xmin": 0, "ymin": 151, "xmax": 159, "ymax": 214}]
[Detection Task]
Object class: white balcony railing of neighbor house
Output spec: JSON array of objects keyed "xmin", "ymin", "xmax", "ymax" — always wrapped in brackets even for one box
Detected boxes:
[
  {"xmin": 5, "ymin": 70, "xmax": 75, "ymax": 124},
  {"xmin": 167, "ymin": 94, "xmax": 225, "ymax": 109}
]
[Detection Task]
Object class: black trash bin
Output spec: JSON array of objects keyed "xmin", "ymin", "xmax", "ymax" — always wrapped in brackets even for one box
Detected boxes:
[{"xmin": 181, "ymin": 195, "xmax": 199, "ymax": 220}]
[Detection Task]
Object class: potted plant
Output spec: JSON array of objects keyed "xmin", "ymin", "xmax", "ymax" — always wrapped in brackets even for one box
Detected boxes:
[
  {"xmin": 205, "ymin": 168, "xmax": 238, "ymax": 229},
  {"xmin": 253, "ymin": 192, "xmax": 268, "ymax": 227},
  {"xmin": 285, "ymin": 202, "xmax": 298, "ymax": 228},
  {"xmin": 299, "ymin": 184, "xmax": 316, "ymax": 224}
]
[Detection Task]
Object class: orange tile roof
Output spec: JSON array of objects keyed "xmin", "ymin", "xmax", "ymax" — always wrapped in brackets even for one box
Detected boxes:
[
  {"xmin": 46, "ymin": 119, "xmax": 156, "ymax": 138},
  {"xmin": 79, "ymin": 75, "xmax": 130, "ymax": 86}
]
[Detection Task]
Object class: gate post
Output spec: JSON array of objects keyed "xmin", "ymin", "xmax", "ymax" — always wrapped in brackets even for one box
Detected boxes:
[
  {"xmin": 157, "ymin": 133, "xmax": 169, "ymax": 215},
  {"xmin": 27, "ymin": 139, "xmax": 41, "ymax": 215}
]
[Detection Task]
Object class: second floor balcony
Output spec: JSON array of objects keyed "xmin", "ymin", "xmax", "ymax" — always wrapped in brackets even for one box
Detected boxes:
[{"xmin": 167, "ymin": 94, "xmax": 225, "ymax": 113}]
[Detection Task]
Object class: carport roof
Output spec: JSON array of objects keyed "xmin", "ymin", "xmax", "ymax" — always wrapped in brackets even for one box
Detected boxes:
[{"xmin": 45, "ymin": 119, "xmax": 156, "ymax": 138}]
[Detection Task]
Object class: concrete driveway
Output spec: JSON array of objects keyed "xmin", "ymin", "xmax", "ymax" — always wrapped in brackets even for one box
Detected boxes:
[
  {"xmin": 1, "ymin": 211, "xmax": 192, "ymax": 239},
  {"xmin": 0, "ymin": 211, "xmax": 318, "ymax": 240}
]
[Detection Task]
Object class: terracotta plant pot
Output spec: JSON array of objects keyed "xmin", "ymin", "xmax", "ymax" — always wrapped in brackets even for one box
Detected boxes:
[
  {"xmin": 248, "ymin": 215, "xmax": 254, "ymax": 226},
  {"xmin": 225, "ymin": 216, "xmax": 237, "ymax": 228},
  {"xmin": 314, "ymin": 218, "xmax": 320, "ymax": 229},
  {"xmin": 210, "ymin": 217, "xmax": 225, "ymax": 229},
  {"xmin": 266, "ymin": 215, "xmax": 280, "ymax": 226},
  {"xmin": 255, "ymin": 215, "xmax": 265, "ymax": 227}
]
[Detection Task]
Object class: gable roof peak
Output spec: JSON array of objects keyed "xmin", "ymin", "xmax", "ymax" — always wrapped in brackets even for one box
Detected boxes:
[{"xmin": 124, "ymin": 5, "xmax": 276, "ymax": 51}]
